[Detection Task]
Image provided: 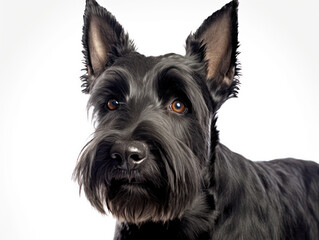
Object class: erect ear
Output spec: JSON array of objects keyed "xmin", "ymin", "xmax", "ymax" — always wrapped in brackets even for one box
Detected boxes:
[
  {"xmin": 186, "ymin": 0, "xmax": 239, "ymax": 110},
  {"xmin": 81, "ymin": 0, "xmax": 135, "ymax": 93}
]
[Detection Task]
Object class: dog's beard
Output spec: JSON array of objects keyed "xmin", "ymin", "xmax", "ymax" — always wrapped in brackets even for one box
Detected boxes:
[
  {"xmin": 106, "ymin": 178, "xmax": 167, "ymax": 223},
  {"xmin": 74, "ymin": 125, "xmax": 203, "ymax": 224}
]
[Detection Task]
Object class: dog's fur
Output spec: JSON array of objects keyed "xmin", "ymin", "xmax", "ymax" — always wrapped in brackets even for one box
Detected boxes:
[{"xmin": 74, "ymin": 0, "xmax": 319, "ymax": 239}]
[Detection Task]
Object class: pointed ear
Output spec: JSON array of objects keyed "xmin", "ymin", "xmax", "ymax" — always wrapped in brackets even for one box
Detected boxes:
[
  {"xmin": 81, "ymin": 0, "xmax": 135, "ymax": 93},
  {"xmin": 186, "ymin": 0, "xmax": 239, "ymax": 109}
]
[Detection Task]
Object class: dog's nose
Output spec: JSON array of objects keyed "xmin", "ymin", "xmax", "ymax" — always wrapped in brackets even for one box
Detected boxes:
[{"xmin": 110, "ymin": 141, "xmax": 148, "ymax": 170}]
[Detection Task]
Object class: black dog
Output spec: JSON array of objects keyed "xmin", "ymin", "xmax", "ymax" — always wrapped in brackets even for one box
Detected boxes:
[{"xmin": 74, "ymin": 0, "xmax": 319, "ymax": 239}]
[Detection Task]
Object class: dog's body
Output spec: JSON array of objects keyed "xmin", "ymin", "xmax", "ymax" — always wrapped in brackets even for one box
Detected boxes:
[
  {"xmin": 74, "ymin": 0, "xmax": 319, "ymax": 239},
  {"xmin": 115, "ymin": 147, "xmax": 319, "ymax": 239}
]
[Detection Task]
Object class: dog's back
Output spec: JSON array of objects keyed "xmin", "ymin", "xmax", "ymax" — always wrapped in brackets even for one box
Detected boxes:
[{"xmin": 213, "ymin": 144, "xmax": 319, "ymax": 239}]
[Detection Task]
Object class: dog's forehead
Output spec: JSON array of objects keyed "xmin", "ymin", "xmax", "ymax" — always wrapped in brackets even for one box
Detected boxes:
[
  {"xmin": 112, "ymin": 52, "xmax": 189, "ymax": 81},
  {"xmin": 112, "ymin": 52, "xmax": 158, "ymax": 78},
  {"xmin": 143, "ymin": 53, "xmax": 195, "ymax": 81}
]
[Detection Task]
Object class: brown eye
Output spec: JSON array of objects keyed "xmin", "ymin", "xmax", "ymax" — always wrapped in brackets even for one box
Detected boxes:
[
  {"xmin": 170, "ymin": 100, "xmax": 187, "ymax": 114},
  {"xmin": 107, "ymin": 99, "xmax": 119, "ymax": 110}
]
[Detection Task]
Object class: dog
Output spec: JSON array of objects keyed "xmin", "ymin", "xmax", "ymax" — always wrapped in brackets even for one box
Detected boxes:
[{"xmin": 73, "ymin": 0, "xmax": 319, "ymax": 239}]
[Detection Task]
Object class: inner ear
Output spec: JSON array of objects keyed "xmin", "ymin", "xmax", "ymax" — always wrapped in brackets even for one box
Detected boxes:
[
  {"xmin": 200, "ymin": 14, "xmax": 233, "ymax": 82},
  {"xmin": 194, "ymin": 0, "xmax": 238, "ymax": 84},
  {"xmin": 88, "ymin": 16, "xmax": 110, "ymax": 75}
]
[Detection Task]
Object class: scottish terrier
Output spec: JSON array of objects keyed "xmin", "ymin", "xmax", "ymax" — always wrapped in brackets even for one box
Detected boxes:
[{"xmin": 74, "ymin": 0, "xmax": 319, "ymax": 239}]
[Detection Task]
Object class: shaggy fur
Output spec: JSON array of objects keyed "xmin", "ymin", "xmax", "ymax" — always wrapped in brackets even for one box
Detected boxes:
[{"xmin": 74, "ymin": 0, "xmax": 319, "ymax": 239}]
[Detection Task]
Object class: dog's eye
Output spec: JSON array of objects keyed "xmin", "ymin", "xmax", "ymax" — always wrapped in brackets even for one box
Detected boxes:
[
  {"xmin": 170, "ymin": 100, "xmax": 187, "ymax": 114},
  {"xmin": 107, "ymin": 99, "xmax": 119, "ymax": 110}
]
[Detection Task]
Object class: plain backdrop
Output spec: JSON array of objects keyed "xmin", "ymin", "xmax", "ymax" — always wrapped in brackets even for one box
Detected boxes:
[{"xmin": 0, "ymin": 0, "xmax": 318, "ymax": 239}]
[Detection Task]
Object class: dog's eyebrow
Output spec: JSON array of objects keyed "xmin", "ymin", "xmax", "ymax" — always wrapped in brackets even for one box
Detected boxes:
[
  {"xmin": 94, "ymin": 67, "xmax": 131, "ymax": 96},
  {"xmin": 154, "ymin": 65, "xmax": 201, "ymax": 99},
  {"xmin": 154, "ymin": 66, "xmax": 187, "ymax": 89}
]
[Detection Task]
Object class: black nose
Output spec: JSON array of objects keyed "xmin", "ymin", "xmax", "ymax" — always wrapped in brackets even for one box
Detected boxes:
[{"xmin": 110, "ymin": 141, "xmax": 148, "ymax": 170}]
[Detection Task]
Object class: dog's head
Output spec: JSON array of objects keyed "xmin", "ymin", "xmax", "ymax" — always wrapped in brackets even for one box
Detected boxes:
[{"xmin": 74, "ymin": 0, "xmax": 239, "ymax": 224}]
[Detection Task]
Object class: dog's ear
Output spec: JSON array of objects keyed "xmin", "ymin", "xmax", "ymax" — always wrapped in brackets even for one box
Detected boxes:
[
  {"xmin": 81, "ymin": 0, "xmax": 135, "ymax": 93},
  {"xmin": 186, "ymin": 0, "xmax": 239, "ymax": 110}
]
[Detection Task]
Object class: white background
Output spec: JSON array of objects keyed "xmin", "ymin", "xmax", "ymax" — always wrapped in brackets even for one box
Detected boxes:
[{"xmin": 1, "ymin": 0, "xmax": 318, "ymax": 239}]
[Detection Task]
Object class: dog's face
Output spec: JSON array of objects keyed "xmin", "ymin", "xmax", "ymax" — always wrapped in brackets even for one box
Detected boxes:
[{"xmin": 74, "ymin": 0, "xmax": 239, "ymax": 224}]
